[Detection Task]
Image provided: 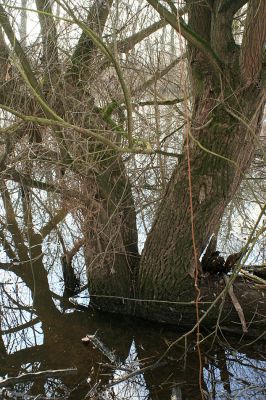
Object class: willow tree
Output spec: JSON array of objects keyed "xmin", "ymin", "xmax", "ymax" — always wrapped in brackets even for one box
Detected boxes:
[
  {"xmin": 0, "ymin": 0, "xmax": 265, "ymax": 335},
  {"xmin": 139, "ymin": 1, "xmax": 266, "ymax": 293}
]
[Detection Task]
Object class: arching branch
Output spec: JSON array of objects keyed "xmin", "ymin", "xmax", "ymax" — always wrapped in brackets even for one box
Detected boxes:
[
  {"xmin": 40, "ymin": 208, "xmax": 68, "ymax": 239},
  {"xmin": 146, "ymin": 0, "xmax": 223, "ymax": 75}
]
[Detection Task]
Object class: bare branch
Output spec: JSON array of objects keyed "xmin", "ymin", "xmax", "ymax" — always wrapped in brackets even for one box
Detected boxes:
[
  {"xmin": 117, "ymin": 19, "xmax": 167, "ymax": 53},
  {"xmin": 132, "ymin": 97, "xmax": 184, "ymax": 106},
  {"xmin": 19, "ymin": 0, "xmax": 27, "ymax": 41},
  {"xmin": 134, "ymin": 56, "xmax": 183, "ymax": 96},
  {"xmin": 0, "ymin": 368, "xmax": 77, "ymax": 388},
  {"xmin": 3, "ymin": 168, "xmax": 79, "ymax": 198},
  {"xmin": 146, "ymin": 0, "xmax": 223, "ymax": 75},
  {"xmin": 1, "ymin": 317, "xmax": 40, "ymax": 335},
  {"xmin": 40, "ymin": 208, "xmax": 68, "ymax": 239},
  {"xmin": 223, "ymin": 275, "xmax": 248, "ymax": 333},
  {"xmin": 0, "ymin": 26, "xmax": 11, "ymax": 82},
  {"xmin": 0, "ymin": 228, "xmax": 17, "ymax": 260}
]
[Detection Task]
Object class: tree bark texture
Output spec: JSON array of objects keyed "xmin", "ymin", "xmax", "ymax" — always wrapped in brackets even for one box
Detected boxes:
[
  {"xmin": 1, "ymin": 1, "xmax": 265, "ymax": 337},
  {"xmin": 138, "ymin": 0, "xmax": 266, "ymax": 301},
  {"xmin": 84, "ymin": 154, "xmax": 140, "ymax": 299},
  {"xmin": 89, "ymin": 276, "xmax": 266, "ymax": 338},
  {"xmin": 87, "ymin": 1, "xmax": 266, "ymax": 336}
]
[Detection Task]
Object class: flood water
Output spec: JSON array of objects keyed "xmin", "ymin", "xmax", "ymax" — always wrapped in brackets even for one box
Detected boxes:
[{"xmin": 0, "ymin": 294, "xmax": 265, "ymax": 400}]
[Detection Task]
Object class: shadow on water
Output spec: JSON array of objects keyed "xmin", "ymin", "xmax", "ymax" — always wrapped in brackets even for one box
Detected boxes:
[{"xmin": 0, "ymin": 297, "xmax": 266, "ymax": 400}]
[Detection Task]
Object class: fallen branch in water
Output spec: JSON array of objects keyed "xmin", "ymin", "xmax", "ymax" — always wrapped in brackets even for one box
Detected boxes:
[
  {"xmin": 223, "ymin": 275, "xmax": 248, "ymax": 333},
  {"xmin": 85, "ymin": 359, "xmax": 169, "ymax": 398},
  {"xmin": 82, "ymin": 333, "xmax": 119, "ymax": 364},
  {"xmin": 0, "ymin": 368, "xmax": 77, "ymax": 388}
]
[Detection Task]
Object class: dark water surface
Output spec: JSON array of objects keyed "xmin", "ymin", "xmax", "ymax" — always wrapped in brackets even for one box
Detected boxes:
[{"xmin": 0, "ymin": 303, "xmax": 265, "ymax": 400}]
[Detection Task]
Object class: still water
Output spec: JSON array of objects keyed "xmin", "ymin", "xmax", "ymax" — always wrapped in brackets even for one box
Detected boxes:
[{"xmin": 0, "ymin": 295, "xmax": 265, "ymax": 400}]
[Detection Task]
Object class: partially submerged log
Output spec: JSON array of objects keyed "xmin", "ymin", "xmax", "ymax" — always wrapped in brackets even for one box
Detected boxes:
[{"xmin": 89, "ymin": 276, "xmax": 266, "ymax": 339}]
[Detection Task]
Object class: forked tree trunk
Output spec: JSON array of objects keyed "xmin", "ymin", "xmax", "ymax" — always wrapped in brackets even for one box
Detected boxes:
[
  {"xmin": 86, "ymin": 1, "xmax": 266, "ymax": 336},
  {"xmin": 139, "ymin": 82, "xmax": 265, "ymax": 301},
  {"xmin": 138, "ymin": 0, "xmax": 266, "ymax": 300},
  {"xmin": 86, "ymin": 80, "xmax": 265, "ymax": 336}
]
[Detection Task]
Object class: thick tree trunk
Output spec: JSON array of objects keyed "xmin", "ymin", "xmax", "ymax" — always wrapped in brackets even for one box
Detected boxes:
[
  {"xmin": 139, "ymin": 84, "xmax": 265, "ymax": 300},
  {"xmin": 84, "ymin": 0, "xmax": 266, "ymax": 336},
  {"xmin": 138, "ymin": 0, "xmax": 266, "ymax": 301},
  {"xmin": 89, "ymin": 276, "xmax": 266, "ymax": 338},
  {"xmin": 84, "ymin": 155, "xmax": 140, "ymax": 299}
]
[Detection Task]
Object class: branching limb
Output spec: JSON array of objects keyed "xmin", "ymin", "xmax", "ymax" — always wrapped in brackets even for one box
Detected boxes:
[
  {"xmin": 223, "ymin": 275, "xmax": 248, "ymax": 333},
  {"xmin": 219, "ymin": 0, "xmax": 248, "ymax": 14},
  {"xmin": 66, "ymin": 238, "xmax": 85, "ymax": 261},
  {"xmin": 69, "ymin": 0, "xmax": 113, "ymax": 80},
  {"xmin": 146, "ymin": 0, "xmax": 223, "ymax": 75},
  {"xmin": 40, "ymin": 208, "xmax": 68, "ymax": 239},
  {"xmin": 1, "ymin": 317, "xmax": 40, "ymax": 335},
  {"xmin": 117, "ymin": 19, "xmax": 167, "ymax": 53},
  {"xmin": 58, "ymin": 0, "xmax": 134, "ymax": 147}
]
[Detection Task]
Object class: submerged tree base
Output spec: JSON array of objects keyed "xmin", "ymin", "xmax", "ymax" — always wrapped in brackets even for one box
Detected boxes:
[{"xmin": 89, "ymin": 276, "xmax": 266, "ymax": 339}]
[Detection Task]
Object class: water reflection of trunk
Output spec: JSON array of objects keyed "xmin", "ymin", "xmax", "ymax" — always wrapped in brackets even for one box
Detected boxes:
[
  {"xmin": 26, "ymin": 257, "xmax": 61, "ymax": 322},
  {"xmin": 135, "ymin": 333, "xmax": 208, "ymax": 400},
  {"xmin": 216, "ymin": 347, "xmax": 231, "ymax": 396},
  {"xmin": 1, "ymin": 309, "xmax": 266, "ymax": 399},
  {"xmin": 29, "ymin": 312, "xmax": 133, "ymax": 398},
  {"xmin": 0, "ymin": 333, "xmax": 8, "ymax": 373},
  {"xmin": 0, "ymin": 182, "xmax": 61, "ymax": 322},
  {"xmin": 28, "ymin": 380, "xmax": 45, "ymax": 397}
]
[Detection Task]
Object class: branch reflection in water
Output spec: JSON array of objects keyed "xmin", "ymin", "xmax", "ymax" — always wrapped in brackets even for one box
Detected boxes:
[
  {"xmin": 0, "ymin": 276, "xmax": 265, "ymax": 400},
  {"xmin": 0, "ymin": 183, "xmax": 265, "ymax": 399}
]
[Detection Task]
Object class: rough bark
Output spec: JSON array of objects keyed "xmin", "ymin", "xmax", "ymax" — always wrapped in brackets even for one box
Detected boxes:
[
  {"xmin": 136, "ymin": 0, "xmax": 266, "ymax": 300},
  {"xmin": 84, "ymin": 154, "xmax": 140, "ymax": 299},
  {"xmin": 89, "ymin": 276, "xmax": 266, "ymax": 338},
  {"xmin": 88, "ymin": 1, "xmax": 266, "ymax": 336}
]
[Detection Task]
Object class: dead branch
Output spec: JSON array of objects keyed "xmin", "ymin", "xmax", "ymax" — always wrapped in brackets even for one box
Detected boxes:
[
  {"xmin": 223, "ymin": 275, "xmax": 248, "ymax": 334},
  {"xmin": 0, "ymin": 368, "xmax": 77, "ymax": 388}
]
